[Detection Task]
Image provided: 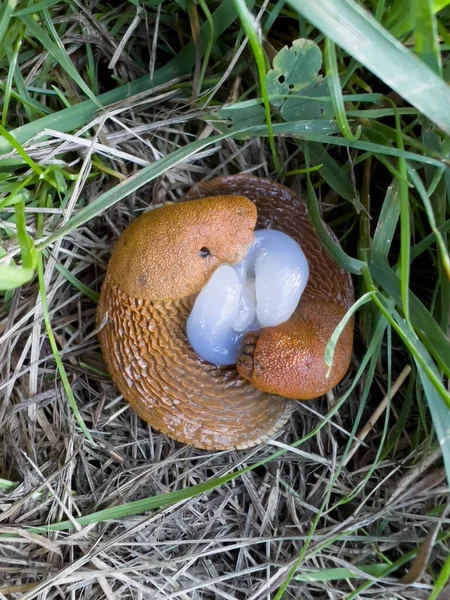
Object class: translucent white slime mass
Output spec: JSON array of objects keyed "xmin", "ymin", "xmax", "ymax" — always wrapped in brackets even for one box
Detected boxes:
[{"xmin": 186, "ymin": 229, "xmax": 310, "ymax": 366}]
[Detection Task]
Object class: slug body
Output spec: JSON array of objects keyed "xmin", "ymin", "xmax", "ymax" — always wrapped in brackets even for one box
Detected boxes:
[{"xmin": 97, "ymin": 176, "xmax": 354, "ymax": 450}]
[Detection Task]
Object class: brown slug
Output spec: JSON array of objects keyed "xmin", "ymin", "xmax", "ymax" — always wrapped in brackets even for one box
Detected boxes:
[{"xmin": 97, "ymin": 175, "xmax": 354, "ymax": 450}]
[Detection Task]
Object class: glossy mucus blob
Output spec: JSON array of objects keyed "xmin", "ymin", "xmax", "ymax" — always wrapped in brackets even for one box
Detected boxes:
[{"xmin": 186, "ymin": 229, "xmax": 309, "ymax": 365}]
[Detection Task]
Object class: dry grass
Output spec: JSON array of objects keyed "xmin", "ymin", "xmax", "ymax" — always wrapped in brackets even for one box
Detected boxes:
[{"xmin": 0, "ymin": 1, "xmax": 449, "ymax": 598}]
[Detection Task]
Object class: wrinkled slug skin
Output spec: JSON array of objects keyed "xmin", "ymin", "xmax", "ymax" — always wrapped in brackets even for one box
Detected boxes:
[{"xmin": 98, "ymin": 176, "xmax": 354, "ymax": 450}]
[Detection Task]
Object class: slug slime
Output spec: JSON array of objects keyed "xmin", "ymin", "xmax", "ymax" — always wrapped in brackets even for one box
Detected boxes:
[{"xmin": 187, "ymin": 229, "xmax": 309, "ymax": 365}]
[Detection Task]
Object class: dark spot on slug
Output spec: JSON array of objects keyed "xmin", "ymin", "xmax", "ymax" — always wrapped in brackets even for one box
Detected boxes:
[{"xmin": 137, "ymin": 273, "xmax": 148, "ymax": 287}]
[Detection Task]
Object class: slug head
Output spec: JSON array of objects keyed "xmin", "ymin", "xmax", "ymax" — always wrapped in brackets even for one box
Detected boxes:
[{"xmin": 107, "ymin": 195, "xmax": 257, "ymax": 301}]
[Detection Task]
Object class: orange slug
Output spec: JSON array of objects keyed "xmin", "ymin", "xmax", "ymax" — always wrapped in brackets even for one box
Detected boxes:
[{"xmin": 97, "ymin": 175, "xmax": 354, "ymax": 450}]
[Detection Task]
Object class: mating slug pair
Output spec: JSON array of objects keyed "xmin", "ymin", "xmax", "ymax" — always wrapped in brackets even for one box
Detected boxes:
[{"xmin": 97, "ymin": 175, "xmax": 354, "ymax": 450}]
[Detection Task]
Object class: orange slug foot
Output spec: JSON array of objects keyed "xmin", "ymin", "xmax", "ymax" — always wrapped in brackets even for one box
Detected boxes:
[{"xmin": 236, "ymin": 297, "xmax": 353, "ymax": 400}]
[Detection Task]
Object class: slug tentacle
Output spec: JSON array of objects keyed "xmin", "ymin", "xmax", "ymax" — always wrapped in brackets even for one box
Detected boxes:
[{"xmin": 97, "ymin": 175, "xmax": 354, "ymax": 450}]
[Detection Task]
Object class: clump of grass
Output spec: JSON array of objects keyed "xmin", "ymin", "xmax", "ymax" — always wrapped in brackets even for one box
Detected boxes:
[{"xmin": 0, "ymin": 0, "xmax": 449, "ymax": 598}]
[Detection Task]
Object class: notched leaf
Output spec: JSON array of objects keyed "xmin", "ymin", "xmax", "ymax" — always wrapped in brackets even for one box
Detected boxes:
[
  {"xmin": 266, "ymin": 38, "xmax": 323, "ymax": 107},
  {"xmin": 213, "ymin": 100, "xmax": 266, "ymax": 131}
]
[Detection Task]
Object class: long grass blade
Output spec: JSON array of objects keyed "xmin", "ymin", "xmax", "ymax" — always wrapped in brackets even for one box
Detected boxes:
[
  {"xmin": 36, "ymin": 253, "xmax": 95, "ymax": 445},
  {"xmin": 410, "ymin": 0, "xmax": 442, "ymax": 74},
  {"xmin": 233, "ymin": 0, "xmax": 279, "ymax": 172},
  {"xmin": 370, "ymin": 256, "xmax": 450, "ymax": 377},
  {"xmin": 0, "ymin": 0, "xmax": 18, "ymax": 47},
  {"xmin": 323, "ymin": 37, "xmax": 360, "ymax": 141}
]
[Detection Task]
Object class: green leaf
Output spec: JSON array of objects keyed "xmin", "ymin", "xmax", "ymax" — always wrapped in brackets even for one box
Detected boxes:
[
  {"xmin": 280, "ymin": 78, "xmax": 334, "ymax": 121},
  {"xmin": 286, "ymin": 0, "xmax": 450, "ymax": 136},
  {"xmin": 0, "ymin": 263, "xmax": 34, "ymax": 290},
  {"xmin": 216, "ymin": 100, "xmax": 266, "ymax": 130},
  {"xmin": 266, "ymin": 38, "xmax": 323, "ymax": 106}
]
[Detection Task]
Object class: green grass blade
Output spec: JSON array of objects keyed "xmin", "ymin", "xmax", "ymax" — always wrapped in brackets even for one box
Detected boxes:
[
  {"xmin": 233, "ymin": 0, "xmax": 279, "ymax": 172},
  {"xmin": 295, "ymin": 564, "xmax": 388, "ymax": 582},
  {"xmin": 19, "ymin": 14, "xmax": 100, "ymax": 107},
  {"xmin": 0, "ymin": 123, "xmax": 44, "ymax": 176},
  {"xmin": 374, "ymin": 295, "xmax": 449, "ymax": 406},
  {"xmin": 391, "ymin": 102, "xmax": 412, "ymax": 328},
  {"xmin": 252, "ymin": 125, "xmax": 446, "ymax": 168},
  {"xmin": 50, "ymin": 255, "xmax": 100, "ymax": 303},
  {"xmin": 323, "ymin": 37, "xmax": 360, "ymax": 141},
  {"xmin": 286, "ymin": 0, "xmax": 450, "ymax": 135},
  {"xmin": 0, "ymin": 0, "xmax": 18, "ymax": 47},
  {"xmin": 372, "ymin": 182, "xmax": 400, "ymax": 262},
  {"xmin": 0, "ymin": 1, "xmax": 239, "ymax": 155},
  {"xmin": 308, "ymin": 143, "xmax": 356, "ymax": 202},
  {"xmin": 36, "ymin": 133, "xmax": 232, "ymax": 251},
  {"xmin": 14, "ymin": 200, "xmax": 36, "ymax": 269},
  {"xmin": 410, "ymin": 218, "xmax": 450, "ymax": 260},
  {"xmin": 416, "ymin": 361, "xmax": 450, "ymax": 485},
  {"xmin": 408, "ymin": 164, "xmax": 450, "ymax": 279},
  {"xmin": 370, "ymin": 256, "xmax": 450, "ymax": 377},
  {"xmin": 36, "ymin": 253, "xmax": 95, "ymax": 445},
  {"xmin": 387, "ymin": 0, "xmax": 450, "ymax": 40},
  {"xmin": 198, "ymin": 0, "xmax": 214, "ymax": 93},
  {"xmin": 2, "ymin": 27, "xmax": 22, "ymax": 127},
  {"xmin": 324, "ymin": 291, "xmax": 376, "ymax": 375},
  {"xmin": 13, "ymin": 0, "xmax": 61, "ymax": 16},
  {"xmin": 0, "ymin": 477, "xmax": 16, "ymax": 490},
  {"xmin": 305, "ymin": 161, "xmax": 367, "ymax": 275},
  {"xmin": 429, "ymin": 551, "xmax": 450, "ymax": 600},
  {"xmin": 410, "ymin": 0, "xmax": 442, "ymax": 74}
]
